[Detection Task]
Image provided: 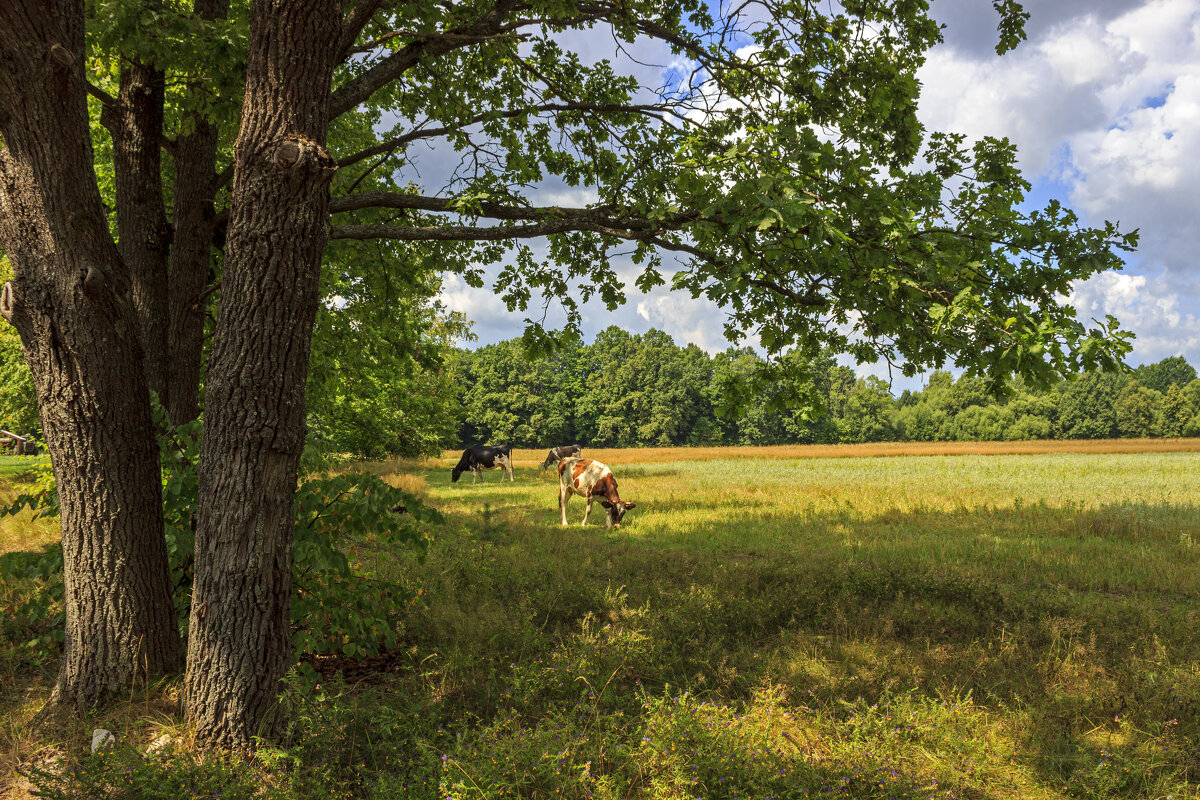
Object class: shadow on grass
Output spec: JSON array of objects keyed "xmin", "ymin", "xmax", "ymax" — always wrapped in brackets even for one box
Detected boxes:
[{"xmin": 375, "ymin": 496, "xmax": 1200, "ymax": 797}]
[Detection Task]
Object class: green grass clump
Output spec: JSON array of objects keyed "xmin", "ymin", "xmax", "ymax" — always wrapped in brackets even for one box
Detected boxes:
[{"xmin": 23, "ymin": 745, "xmax": 266, "ymax": 800}]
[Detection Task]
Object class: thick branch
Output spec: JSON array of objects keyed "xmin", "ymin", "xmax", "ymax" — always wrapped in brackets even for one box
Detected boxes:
[
  {"xmin": 331, "ymin": 221, "xmax": 595, "ymax": 241},
  {"xmin": 332, "ymin": 216, "xmax": 673, "ymax": 242},
  {"xmin": 330, "ymin": 190, "xmax": 698, "ymax": 230},
  {"xmin": 338, "ymin": 0, "xmax": 390, "ymax": 61},
  {"xmin": 329, "ymin": 0, "xmax": 525, "ymax": 119},
  {"xmin": 335, "ymin": 101, "xmax": 681, "ymax": 169}
]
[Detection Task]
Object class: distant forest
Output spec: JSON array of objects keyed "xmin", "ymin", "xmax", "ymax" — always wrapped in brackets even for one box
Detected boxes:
[
  {"xmin": 456, "ymin": 327, "xmax": 1200, "ymax": 449},
  {"xmin": 2, "ymin": 322, "xmax": 1197, "ymax": 459}
]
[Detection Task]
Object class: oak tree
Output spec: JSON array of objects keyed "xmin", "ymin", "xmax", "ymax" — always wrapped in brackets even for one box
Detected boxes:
[{"xmin": 0, "ymin": 0, "xmax": 1136, "ymax": 746}]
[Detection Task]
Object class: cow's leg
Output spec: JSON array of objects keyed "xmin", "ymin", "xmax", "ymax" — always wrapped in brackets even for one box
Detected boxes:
[
  {"xmin": 560, "ymin": 487, "xmax": 571, "ymax": 526},
  {"xmin": 582, "ymin": 497, "xmax": 592, "ymax": 527},
  {"xmin": 472, "ymin": 465, "xmax": 479, "ymax": 484},
  {"xmin": 507, "ymin": 456, "xmax": 514, "ymax": 482},
  {"xmin": 605, "ymin": 506, "xmax": 614, "ymax": 527}
]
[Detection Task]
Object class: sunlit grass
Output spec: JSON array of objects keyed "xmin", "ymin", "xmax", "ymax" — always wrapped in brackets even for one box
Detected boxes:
[
  {"xmin": 371, "ymin": 449, "xmax": 1200, "ymax": 799},
  {"xmin": 3, "ymin": 448, "xmax": 1199, "ymax": 798},
  {"xmin": 438, "ymin": 437, "xmax": 1200, "ymax": 469}
]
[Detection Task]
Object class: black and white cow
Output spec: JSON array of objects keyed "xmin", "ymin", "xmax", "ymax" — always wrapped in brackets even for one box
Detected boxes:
[
  {"xmin": 451, "ymin": 444, "xmax": 515, "ymax": 483},
  {"xmin": 540, "ymin": 443, "xmax": 582, "ymax": 470}
]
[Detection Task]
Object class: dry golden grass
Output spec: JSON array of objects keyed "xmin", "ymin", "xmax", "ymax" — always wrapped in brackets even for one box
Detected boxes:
[
  {"xmin": 435, "ymin": 437, "xmax": 1200, "ymax": 468},
  {"xmin": 0, "ymin": 489, "xmax": 58, "ymax": 558},
  {"xmin": 379, "ymin": 471, "xmax": 429, "ymax": 496}
]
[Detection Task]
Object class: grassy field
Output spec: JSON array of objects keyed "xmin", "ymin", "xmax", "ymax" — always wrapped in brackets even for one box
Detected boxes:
[{"xmin": 2, "ymin": 444, "xmax": 1200, "ymax": 799}]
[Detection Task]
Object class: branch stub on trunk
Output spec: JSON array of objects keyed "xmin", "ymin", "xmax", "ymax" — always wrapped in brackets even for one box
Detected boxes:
[
  {"xmin": 0, "ymin": 283, "xmax": 15, "ymax": 323},
  {"xmin": 82, "ymin": 265, "xmax": 106, "ymax": 299},
  {"xmin": 271, "ymin": 137, "xmax": 338, "ymax": 180},
  {"xmin": 275, "ymin": 141, "xmax": 300, "ymax": 167},
  {"xmin": 49, "ymin": 43, "xmax": 75, "ymax": 67}
]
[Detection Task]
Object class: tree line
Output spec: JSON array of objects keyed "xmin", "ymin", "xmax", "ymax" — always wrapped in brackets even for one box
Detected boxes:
[
  {"xmin": 4, "ymin": 319, "xmax": 1196, "ymax": 462},
  {"xmin": 455, "ymin": 329, "xmax": 1200, "ymax": 448}
]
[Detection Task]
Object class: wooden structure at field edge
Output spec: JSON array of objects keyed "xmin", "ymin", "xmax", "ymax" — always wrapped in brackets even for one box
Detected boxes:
[{"xmin": 0, "ymin": 429, "xmax": 38, "ymax": 455}]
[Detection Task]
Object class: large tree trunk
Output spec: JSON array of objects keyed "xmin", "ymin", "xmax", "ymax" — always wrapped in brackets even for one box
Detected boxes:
[
  {"xmin": 113, "ymin": 58, "xmax": 172, "ymax": 405},
  {"xmin": 0, "ymin": 0, "xmax": 183, "ymax": 708},
  {"xmin": 184, "ymin": 0, "xmax": 341, "ymax": 748},
  {"xmin": 166, "ymin": 0, "xmax": 232, "ymax": 427}
]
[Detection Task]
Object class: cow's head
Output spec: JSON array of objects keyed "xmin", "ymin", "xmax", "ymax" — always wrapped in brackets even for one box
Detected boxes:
[
  {"xmin": 451, "ymin": 467, "xmax": 464, "ymax": 483},
  {"xmin": 610, "ymin": 500, "xmax": 637, "ymax": 526},
  {"xmin": 540, "ymin": 452, "xmax": 556, "ymax": 470}
]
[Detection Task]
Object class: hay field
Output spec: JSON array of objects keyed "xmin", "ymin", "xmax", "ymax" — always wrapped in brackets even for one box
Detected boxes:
[
  {"xmin": 3, "ymin": 447, "xmax": 1199, "ymax": 799},
  {"xmin": 435, "ymin": 436, "xmax": 1200, "ymax": 468},
  {"xmin": 360, "ymin": 447, "xmax": 1200, "ymax": 799}
]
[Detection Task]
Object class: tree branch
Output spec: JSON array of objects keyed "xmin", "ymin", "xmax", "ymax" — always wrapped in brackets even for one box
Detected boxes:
[
  {"xmin": 335, "ymin": 100, "xmax": 684, "ymax": 169},
  {"xmin": 329, "ymin": 190, "xmax": 699, "ymax": 232},
  {"xmin": 330, "ymin": 221, "xmax": 598, "ymax": 242},
  {"xmin": 338, "ymin": 0, "xmax": 390, "ymax": 62},
  {"xmin": 329, "ymin": 0, "xmax": 526, "ymax": 119}
]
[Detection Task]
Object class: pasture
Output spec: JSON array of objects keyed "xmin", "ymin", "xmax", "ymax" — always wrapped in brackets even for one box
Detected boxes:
[{"xmin": 3, "ymin": 443, "xmax": 1200, "ymax": 799}]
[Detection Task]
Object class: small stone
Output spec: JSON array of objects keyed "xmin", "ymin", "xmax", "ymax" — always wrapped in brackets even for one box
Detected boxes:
[
  {"xmin": 145, "ymin": 734, "xmax": 174, "ymax": 756},
  {"xmin": 90, "ymin": 728, "xmax": 115, "ymax": 754}
]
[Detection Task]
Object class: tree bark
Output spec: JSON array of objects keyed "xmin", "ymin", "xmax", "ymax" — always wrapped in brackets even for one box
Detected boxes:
[
  {"xmin": 0, "ymin": 0, "xmax": 183, "ymax": 708},
  {"xmin": 165, "ymin": 119, "xmax": 217, "ymax": 426},
  {"xmin": 113, "ymin": 58, "xmax": 171, "ymax": 405},
  {"xmin": 184, "ymin": 0, "xmax": 341, "ymax": 748},
  {"xmin": 165, "ymin": 0, "xmax": 231, "ymax": 427}
]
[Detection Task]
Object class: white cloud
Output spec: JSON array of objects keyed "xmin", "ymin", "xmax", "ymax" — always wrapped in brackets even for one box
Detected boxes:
[
  {"xmin": 1069, "ymin": 270, "xmax": 1200, "ymax": 361},
  {"xmin": 439, "ymin": 1, "xmax": 1200, "ymax": 377},
  {"xmin": 917, "ymin": 0, "xmax": 1200, "ymax": 370},
  {"xmin": 634, "ymin": 292, "xmax": 734, "ymax": 353}
]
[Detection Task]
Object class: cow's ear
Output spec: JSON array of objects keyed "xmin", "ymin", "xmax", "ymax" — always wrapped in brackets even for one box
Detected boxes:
[{"xmin": 625, "ymin": 502, "xmax": 636, "ymax": 509}]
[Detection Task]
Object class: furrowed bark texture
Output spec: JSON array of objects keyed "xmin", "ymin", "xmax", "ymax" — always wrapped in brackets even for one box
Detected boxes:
[
  {"xmin": 0, "ymin": 0, "xmax": 182, "ymax": 708},
  {"xmin": 165, "ymin": 120, "xmax": 217, "ymax": 425},
  {"xmin": 185, "ymin": 0, "xmax": 340, "ymax": 748},
  {"xmin": 113, "ymin": 58, "xmax": 171, "ymax": 404},
  {"xmin": 166, "ymin": 0, "xmax": 231, "ymax": 426}
]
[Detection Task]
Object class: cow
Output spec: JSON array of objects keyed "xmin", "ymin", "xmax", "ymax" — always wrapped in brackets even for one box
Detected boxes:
[
  {"xmin": 451, "ymin": 444, "xmax": 515, "ymax": 483},
  {"xmin": 558, "ymin": 456, "xmax": 636, "ymax": 527},
  {"xmin": 540, "ymin": 443, "xmax": 582, "ymax": 470}
]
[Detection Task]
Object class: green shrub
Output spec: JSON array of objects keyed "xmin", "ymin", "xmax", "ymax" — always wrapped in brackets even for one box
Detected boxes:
[{"xmin": 0, "ymin": 408, "xmax": 439, "ymax": 664}]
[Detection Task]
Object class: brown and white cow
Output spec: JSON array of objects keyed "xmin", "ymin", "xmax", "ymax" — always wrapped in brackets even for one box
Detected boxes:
[{"xmin": 558, "ymin": 457, "xmax": 636, "ymax": 527}]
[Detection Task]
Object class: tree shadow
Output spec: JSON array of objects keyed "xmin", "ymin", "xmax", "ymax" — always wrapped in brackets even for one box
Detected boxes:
[{"xmin": 393, "ymin": 495, "xmax": 1200, "ymax": 796}]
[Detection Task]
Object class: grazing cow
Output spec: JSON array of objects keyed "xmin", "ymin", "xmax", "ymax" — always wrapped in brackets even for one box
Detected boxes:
[
  {"xmin": 558, "ymin": 457, "xmax": 636, "ymax": 527},
  {"xmin": 540, "ymin": 444, "xmax": 582, "ymax": 469},
  {"xmin": 452, "ymin": 444, "xmax": 514, "ymax": 483}
]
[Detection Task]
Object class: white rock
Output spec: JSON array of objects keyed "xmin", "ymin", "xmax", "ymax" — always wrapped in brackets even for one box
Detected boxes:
[
  {"xmin": 90, "ymin": 728, "xmax": 115, "ymax": 754},
  {"xmin": 144, "ymin": 734, "xmax": 174, "ymax": 756}
]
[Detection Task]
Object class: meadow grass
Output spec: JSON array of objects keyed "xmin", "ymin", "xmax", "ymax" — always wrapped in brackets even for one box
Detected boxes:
[
  {"xmin": 2, "ymin": 447, "xmax": 1199, "ymax": 799},
  {"xmin": 450, "ymin": 437, "xmax": 1200, "ymax": 467}
]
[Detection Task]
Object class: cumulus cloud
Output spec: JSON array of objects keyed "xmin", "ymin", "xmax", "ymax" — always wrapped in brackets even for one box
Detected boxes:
[
  {"xmin": 634, "ymin": 291, "xmax": 739, "ymax": 354},
  {"xmin": 1069, "ymin": 271, "xmax": 1200, "ymax": 361},
  {"xmin": 918, "ymin": 0, "xmax": 1200, "ymax": 370},
  {"xmin": 438, "ymin": 0, "xmax": 1200, "ymax": 377}
]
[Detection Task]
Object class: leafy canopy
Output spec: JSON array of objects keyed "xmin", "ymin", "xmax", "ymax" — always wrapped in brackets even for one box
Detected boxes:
[{"xmin": 86, "ymin": 0, "xmax": 1135, "ymax": 407}]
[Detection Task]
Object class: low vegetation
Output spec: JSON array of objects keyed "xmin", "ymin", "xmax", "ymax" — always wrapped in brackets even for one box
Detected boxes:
[{"xmin": 2, "ymin": 443, "xmax": 1199, "ymax": 799}]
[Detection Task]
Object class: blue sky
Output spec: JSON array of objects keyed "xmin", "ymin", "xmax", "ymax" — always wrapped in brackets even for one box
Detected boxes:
[{"xmin": 438, "ymin": 0, "xmax": 1200, "ymax": 389}]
